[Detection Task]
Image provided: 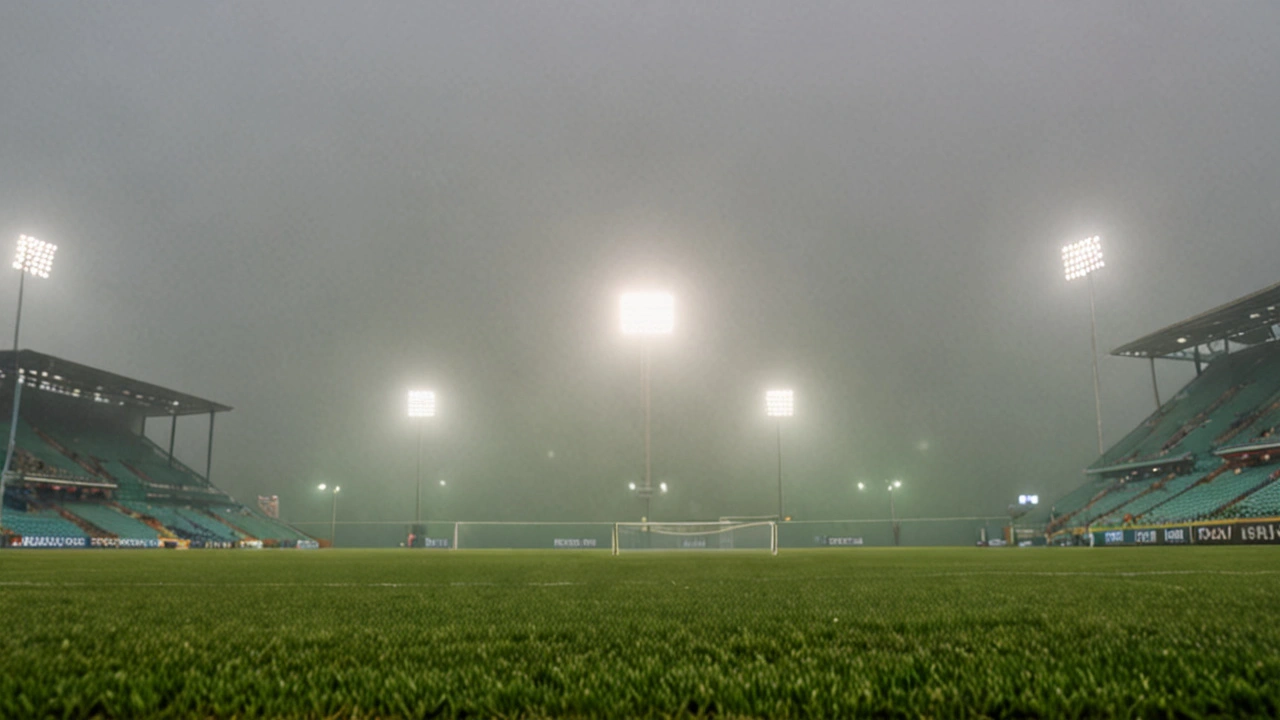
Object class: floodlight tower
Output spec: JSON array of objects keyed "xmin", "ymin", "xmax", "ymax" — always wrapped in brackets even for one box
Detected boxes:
[
  {"xmin": 620, "ymin": 291, "xmax": 674, "ymax": 522},
  {"xmin": 407, "ymin": 390, "xmax": 436, "ymax": 534},
  {"xmin": 1063, "ymin": 236, "xmax": 1106, "ymax": 455},
  {"xmin": 318, "ymin": 483, "xmax": 340, "ymax": 546},
  {"xmin": 856, "ymin": 478, "xmax": 904, "ymax": 545},
  {"xmin": 887, "ymin": 479, "xmax": 903, "ymax": 546},
  {"xmin": 765, "ymin": 389, "xmax": 794, "ymax": 521},
  {"xmin": 0, "ymin": 235, "xmax": 58, "ymax": 532}
]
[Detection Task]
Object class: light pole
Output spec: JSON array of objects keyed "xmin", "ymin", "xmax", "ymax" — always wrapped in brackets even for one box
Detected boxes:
[
  {"xmin": 887, "ymin": 480, "xmax": 902, "ymax": 545},
  {"xmin": 765, "ymin": 389, "xmax": 794, "ymax": 521},
  {"xmin": 627, "ymin": 481, "xmax": 668, "ymax": 523},
  {"xmin": 1063, "ymin": 236, "xmax": 1106, "ymax": 455},
  {"xmin": 0, "ymin": 235, "xmax": 57, "ymax": 535},
  {"xmin": 620, "ymin": 291, "xmax": 673, "ymax": 522},
  {"xmin": 318, "ymin": 483, "xmax": 340, "ymax": 546},
  {"xmin": 861, "ymin": 479, "xmax": 903, "ymax": 545},
  {"xmin": 407, "ymin": 389, "xmax": 436, "ymax": 543}
]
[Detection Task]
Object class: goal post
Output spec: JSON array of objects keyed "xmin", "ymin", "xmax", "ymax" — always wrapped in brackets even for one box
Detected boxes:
[{"xmin": 612, "ymin": 520, "xmax": 778, "ymax": 555}]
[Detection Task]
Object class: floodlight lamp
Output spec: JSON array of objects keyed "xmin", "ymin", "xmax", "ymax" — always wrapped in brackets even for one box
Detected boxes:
[
  {"xmin": 1030, "ymin": 494, "xmax": 1039, "ymax": 504},
  {"xmin": 857, "ymin": 482, "xmax": 865, "ymax": 491},
  {"xmin": 628, "ymin": 482, "xmax": 636, "ymax": 491},
  {"xmin": 13, "ymin": 235, "xmax": 57, "ymax": 278},
  {"xmin": 1062, "ymin": 236, "xmax": 1104, "ymax": 281},
  {"xmin": 620, "ymin": 291, "xmax": 674, "ymax": 335},
  {"xmin": 318, "ymin": 483, "xmax": 327, "ymax": 491},
  {"xmin": 765, "ymin": 389, "xmax": 795, "ymax": 418},
  {"xmin": 334, "ymin": 486, "xmax": 340, "ymax": 493},
  {"xmin": 407, "ymin": 390, "xmax": 436, "ymax": 418},
  {"xmin": 439, "ymin": 480, "xmax": 446, "ymax": 486},
  {"xmin": 892, "ymin": 480, "xmax": 902, "ymax": 489},
  {"xmin": 659, "ymin": 482, "xmax": 668, "ymax": 493}
]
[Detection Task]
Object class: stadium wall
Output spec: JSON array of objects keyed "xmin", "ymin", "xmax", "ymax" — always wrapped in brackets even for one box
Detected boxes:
[{"xmin": 1084, "ymin": 516, "xmax": 1280, "ymax": 546}]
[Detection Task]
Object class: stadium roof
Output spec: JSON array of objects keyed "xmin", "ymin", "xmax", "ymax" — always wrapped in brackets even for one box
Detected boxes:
[
  {"xmin": 0, "ymin": 350, "xmax": 231, "ymax": 417},
  {"xmin": 1111, "ymin": 280, "xmax": 1280, "ymax": 361}
]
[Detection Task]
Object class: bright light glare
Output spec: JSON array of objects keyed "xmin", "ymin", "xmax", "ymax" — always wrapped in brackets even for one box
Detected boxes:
[
  {"xmin": 892, "ymin": 480, "xmax": 902, "ymax": 489},
  {"xmin": 407, "ymin": 390, "xmax": 436, "ymax": 418},
  {"xmin": 1019, "ymin": 494, "xmax": 1039, "ymax": 505},
  {"xmin": 620, "ymin": 292, "xmax": 674, "ymax": 335},
  {"xmin": 439, "ymin": 480, "xmax": 446, "ymax": 486},
  {"xmin": 13, "ymin": 235, "xmax": 57, "ymax": 279},
  {"xmin": 857, "ymin": 482, "xmax": 865, "ymax": 490},
  {"xmin": 334, "ymin": 486, "xmax": 340, "ymax": 493},
  {"xmin": 1062, "ymin": 235, "xmax": 1104, "ymax": 281},
  {"xmin": 317, "ymin": 483, "xmax": 326, "ymax": 490},
  {"xmin": 628, "ymin": 482, "xmax": 636, "ymax": 491},
  {"xmin": 765, "ymin": 389, "xmax": 795, "ymax": 417},
  {"xmin": 659, "ymin": 482, "xmax": 668, "ymax": 493}
]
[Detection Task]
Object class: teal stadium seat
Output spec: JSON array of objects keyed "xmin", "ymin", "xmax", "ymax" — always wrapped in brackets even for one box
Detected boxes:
[{"xmin": 61, "ymin": 502, "xmax": 160, "ymax": 540}]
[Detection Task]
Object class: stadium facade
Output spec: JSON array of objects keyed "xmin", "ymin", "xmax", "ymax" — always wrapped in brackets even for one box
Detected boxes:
[
  {"xmin": 0, "ymin": 350, "xmax": 315, "ymax": 549},
  {"xmin": 1032, "ymin": 280, "xmax": 1280, "ymax": 546}
]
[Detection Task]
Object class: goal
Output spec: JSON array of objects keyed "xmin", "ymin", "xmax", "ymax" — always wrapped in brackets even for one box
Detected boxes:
[{"xmin": 612, "ymin": 521, "xmax": 778, "ymax": 555}]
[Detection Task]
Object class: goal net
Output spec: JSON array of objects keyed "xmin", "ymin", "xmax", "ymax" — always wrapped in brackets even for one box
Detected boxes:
[{"xmin": 612, "ymin": 521, "xmax": 778, "ymax": 555}]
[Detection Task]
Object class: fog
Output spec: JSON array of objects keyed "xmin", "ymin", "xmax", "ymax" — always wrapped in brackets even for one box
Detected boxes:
[{"xmin": 2, "ymin": 3, "xmax": 1278, "ymax": 538}]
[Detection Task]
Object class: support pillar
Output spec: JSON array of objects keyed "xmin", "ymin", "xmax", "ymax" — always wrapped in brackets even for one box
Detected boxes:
[
  {"xmin": 1149, "ymin": 357, "xmax": 1161, "ymax": 414},
  {"xmin": 168, "ymin": 414, "xmax": 177, "ymax": 467},
  {"xmin": 206, "ymin": 410, "xmax": 215, "ymax": 482}
]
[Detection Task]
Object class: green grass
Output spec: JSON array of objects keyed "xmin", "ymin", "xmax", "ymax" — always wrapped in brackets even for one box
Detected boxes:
[{"xmin": 2, "ymin": 548, "xmax": 1279, "ymax": 718}]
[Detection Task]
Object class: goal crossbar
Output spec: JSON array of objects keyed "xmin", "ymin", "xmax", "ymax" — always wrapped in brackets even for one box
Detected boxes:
[{"xmin": 612, "ymin": 520, "xmax": 778, "ymax": 555}]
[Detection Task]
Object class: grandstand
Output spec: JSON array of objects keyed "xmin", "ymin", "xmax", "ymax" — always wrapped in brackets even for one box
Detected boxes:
[
  {"xmin": 0, "ymin": 350, "xmax": 313, "ymax": 548},
  {"xmin": 1039, "ymin": 281, "xmax": 1280, "ymax": 545}
]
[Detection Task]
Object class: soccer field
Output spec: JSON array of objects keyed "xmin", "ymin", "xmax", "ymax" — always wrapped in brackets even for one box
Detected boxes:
[{"xmin": 2, "ymin": 548, "xmax": 1278, "ymax": 718}]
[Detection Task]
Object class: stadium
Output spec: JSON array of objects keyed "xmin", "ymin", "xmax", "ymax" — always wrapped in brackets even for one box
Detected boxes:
[
  {"xmin": 4, "ymin": 4, "xmax": 1280, "ymax": 718},
  {"xmin": 1029, "ymin": 280, "xmax": 1280, "ymax": 548},
  {"xmin": 3, "ymin": 277, "xmax": 1280, "ymax": 716},
  {"xmin": 5, "ymin": 282, "xmax": 1280, "ymax": 553},
  {"xmin": 0, "ymin": 350, "xmax": 315, "ymax": 550}
]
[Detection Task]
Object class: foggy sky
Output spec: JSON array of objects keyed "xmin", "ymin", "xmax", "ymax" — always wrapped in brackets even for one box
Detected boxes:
[{"xmin": 2, "ymin": 2, "xmax": 1278, "ymax": 531}]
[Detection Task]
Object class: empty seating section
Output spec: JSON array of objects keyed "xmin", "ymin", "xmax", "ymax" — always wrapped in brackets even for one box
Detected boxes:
[
  {"xmin": 1092, "ymin": 474, "xmax": 1202, "ymax": 525},
  {"xmin": 1057, "ymin": 344, "xmax": 1280, "ymax": 530},
  {"xmin": 1174, "ymin": 380, "xmax": 1280, "ymax": 457},
  {"xmin": 0, "ymin": 403, "xmax": 319, "ymax": 546},
  {"xmin": 1090, "ymin": 347, "xmax": 1280, "ymax": 469},
  {"xmin": 3, "ymin": 507, "xmax": 88, "ymax": 538},
  {"xmin": 1078, "ymin": 481, "xmax": 1152, "ymax": 526},
  {"xmin": 1046, "ymin": 480, "xmax": 1110, "ymax": 530},
  {"xmin": 175, "ymin": 508, "xmax": 242, "ymax": 542},
  {"xmin": 1141, "ymin": 465, "xmax": 1276, "ymax": 525},
  {"xmin": 1227, "ymin": 478, "xmax": 1280, "ymax": 519},
  {"xmin": 1224, "ymin": 401, "xmax": 1280, "ymax": 447},
  {"xmin": 208, "ymin": 507, "xmax": 306, "ymax": 541},
  {"xmin": 22, "ymin": 415, "xmax": 207, "ymax": 490},
  {"xmin": 120, "ymin": 502, "xmax": 239, "ymax": 544},
  {"xmin": 0, "ymin": 421, "xmax": 94, "ymax": 478},
  {"xmin": 130, "ymin": 457, "xmax": 205, "ymax": 489},
  {"xmin": 62, "ymin": 502, "xmax": 160, "ymax": 540},
  {"xmin": 100, "ymin": 460, "xmax": 148, "ymax": 499}
]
